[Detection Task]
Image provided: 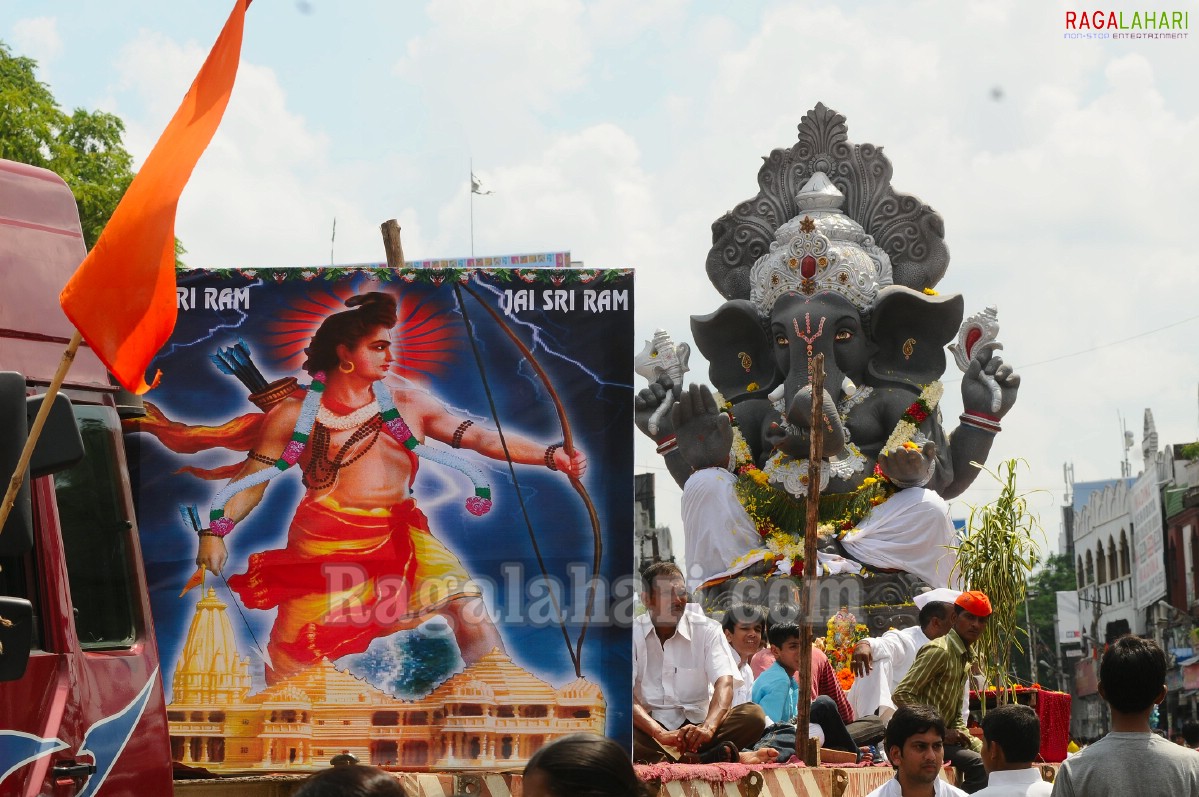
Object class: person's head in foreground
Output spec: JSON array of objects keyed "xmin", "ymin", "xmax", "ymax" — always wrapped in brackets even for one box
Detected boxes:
[
  {"xmin": 980, "ymin": 703, "xmax": 1040, "ymax": 772},
  {"xmin": 1098, "ymin": 635, "xmax": 1166, "ymax": 723},
  {"xmin": 951, "ymin": 590, "xmax": 991, "ymax": 646},
  {"xmin": 292, "ymin": 763, "xmax": 408, "ymax": 797},
  {"xmin": 1182, "ymin": 719, "xmax": 1199, "ymax": 748},
  {"xmin": 522, "ymin": 733, "xmax": 648, "ymax": 797},
  {"xmin": 885, "ymin": 705, "xmax": 946, "ymax": 788}
]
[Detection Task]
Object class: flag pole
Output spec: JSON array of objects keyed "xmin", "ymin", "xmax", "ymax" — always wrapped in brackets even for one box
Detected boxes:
[
  {"xmin": 0, "ymin": 330, "xmax": 82, "ymax": 535},
  {"xmin": 469, "ymin": 157, "xmax": 475, "ymax": 259}
]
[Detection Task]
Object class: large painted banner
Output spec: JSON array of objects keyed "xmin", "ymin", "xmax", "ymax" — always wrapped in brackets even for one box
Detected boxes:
[{"xmin": 124, "ymin": 260, "xmax": 633, "ymax": 772}]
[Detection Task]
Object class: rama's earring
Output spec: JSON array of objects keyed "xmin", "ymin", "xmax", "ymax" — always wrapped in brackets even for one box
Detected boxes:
[{"xmin": 339, "ymin": 361, "xmax": 355, "ymax": 374}]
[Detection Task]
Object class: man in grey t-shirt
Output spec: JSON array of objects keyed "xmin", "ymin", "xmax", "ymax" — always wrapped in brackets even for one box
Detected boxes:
[{"xmin": 1052, "ymin": 636, "xmax": 1199, "ymax": 796}]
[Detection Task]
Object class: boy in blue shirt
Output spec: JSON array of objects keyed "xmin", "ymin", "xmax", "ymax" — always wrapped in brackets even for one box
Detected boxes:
[{"xmin": 751, "ymin": 620, "xmax": 860, "ymax": 757}]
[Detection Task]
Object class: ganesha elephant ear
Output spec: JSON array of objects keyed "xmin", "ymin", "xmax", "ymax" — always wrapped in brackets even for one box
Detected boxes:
[
  {"xmin": 691, "ymin": 300, "xmax": 781, "ymax": 403},
  {"xmin": 867, "ymin": 286, "xmax": 964, "ymax": 388}
]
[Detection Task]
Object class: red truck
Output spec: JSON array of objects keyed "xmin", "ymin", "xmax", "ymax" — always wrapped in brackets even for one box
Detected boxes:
[{"xmin": 0, "ymin": 159, "xmax": 196, "ymax": 797}]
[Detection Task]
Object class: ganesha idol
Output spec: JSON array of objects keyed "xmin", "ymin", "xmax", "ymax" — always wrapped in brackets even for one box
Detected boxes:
[{"xmin": 635, "ymin": 104, "xmax": 1020, "ymax": 612}]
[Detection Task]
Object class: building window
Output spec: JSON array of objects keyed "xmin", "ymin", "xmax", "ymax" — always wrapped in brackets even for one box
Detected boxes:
[
  {"xmin": 1096, "ymin": 543, "xmax": 1107, "ymax": 584},
  {"xmin": 1119, "ymin": 530, "xmax": 1130, "ymax": 577},
  {"xmin": 1085, "ymin": 551, "xmax": 1095, "ymax": 585}
]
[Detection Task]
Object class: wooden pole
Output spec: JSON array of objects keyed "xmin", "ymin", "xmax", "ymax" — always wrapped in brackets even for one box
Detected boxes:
[
  {"xmin": 794, "ymin": 353, "xmax": 825, "ymax": 762},
  {"xmin": 380, "ymin": 219, "xmax": 406, "ymax": 270},
  {"xmin": 0, "ymin": 330, "xmax": 82, "ymax": 535}
]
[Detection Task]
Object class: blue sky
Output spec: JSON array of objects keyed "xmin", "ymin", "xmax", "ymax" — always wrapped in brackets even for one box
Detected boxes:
[{"xmin": 5, "ymin": 0, "xmax": 1199, "ymax": 567}]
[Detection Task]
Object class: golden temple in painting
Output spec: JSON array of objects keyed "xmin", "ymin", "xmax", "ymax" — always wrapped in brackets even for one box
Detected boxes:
[{"xmin": 166, "ymin": 588, "xmax": 605, "ymax": 771}]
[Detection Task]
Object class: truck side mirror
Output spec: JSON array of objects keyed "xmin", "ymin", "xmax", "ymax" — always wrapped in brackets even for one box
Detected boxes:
[
  {"xmin": 0, "ymin": 596, "xmax": 33, "ymax": 681},
  {"xmin": 0, "ymin": 372, "xmax": 32, "ymax": 557},
  {"xmin": 26, "ymin": 393, "xmax": 84, "ymax": 479},
  {"xmin": 0, "ymin": 372, "xmax": 85, "ymax": 556}
]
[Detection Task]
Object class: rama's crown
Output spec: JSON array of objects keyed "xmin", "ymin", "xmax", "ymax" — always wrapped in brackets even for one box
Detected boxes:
[{"xmin": 749, "ymin": 172, "xmax": 893, "ymax": 316}]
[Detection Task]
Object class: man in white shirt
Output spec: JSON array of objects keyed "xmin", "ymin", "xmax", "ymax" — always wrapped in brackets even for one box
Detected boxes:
[
  {"xmin": 633, "ymin": 562, "xmax": 767, "ymax": 763},
  {"xmin": 849, "ymin": 589, "xmax": 959, "ymax": 722},
  {"xmin": 973, "ymin": 704, "xmax": 1051, "ymax": 796},
  {"xmin": 867, "ymin": 704, "xmax": 967, "ymax": 797}
]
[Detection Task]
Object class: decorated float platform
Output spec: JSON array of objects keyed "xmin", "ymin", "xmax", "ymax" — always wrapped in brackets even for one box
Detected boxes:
[{"xmin": 173, "ymin": 761, "xmax": 1061, "ymax": 796}]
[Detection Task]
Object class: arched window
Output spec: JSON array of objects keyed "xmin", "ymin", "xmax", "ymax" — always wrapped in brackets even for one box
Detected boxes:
[
  {"xmin": 1107, "ymin": 538, "xmax": 1117, "ymax": 582},
  {"xmin": 1119, "ymin": 530, "xmax": 1131, "ymax": 577},
  {"xmin": 1085, "ymin": 551, "xmax": 1095, "ymax": 585},
  {"xmin": 1077, "ymin": 557, "xmax": 1085, "ymax": 589},
  {"xmin": 1095, "ymin": 544, "xmax": 1107, "ymax": 584}
]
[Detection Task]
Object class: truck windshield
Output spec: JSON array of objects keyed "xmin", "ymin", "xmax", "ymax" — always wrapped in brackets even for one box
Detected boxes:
[{"xmin": 54, "ymin": 404, "xmax": 139, "ymax": 650}]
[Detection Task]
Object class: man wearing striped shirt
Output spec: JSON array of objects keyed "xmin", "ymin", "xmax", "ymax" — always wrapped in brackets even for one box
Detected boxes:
[{"xmin": 893, "ymin": 591, "xmax": 991, "ymax": 793}]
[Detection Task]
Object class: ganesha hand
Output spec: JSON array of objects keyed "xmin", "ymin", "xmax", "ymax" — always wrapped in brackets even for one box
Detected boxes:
[
  {"xmin": 961, "ymin": 352, "xmax": 1020, "ymax": 418},
  {"xmin": 878, "ymin": 441, "xmax": 937, "ymax": 489},
  {"xmin": 671, "ymin": 383, "xmax": 733, "ymax": 471},
  {"xmin": 635, "ymin": 374, "xmax": 678, "ymax": 443}
]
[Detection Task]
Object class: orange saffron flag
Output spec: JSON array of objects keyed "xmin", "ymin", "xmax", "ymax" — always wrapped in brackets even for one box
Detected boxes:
[{"xmin": 60, "ymin": 0, "xmax": 249, "ymax": 394}]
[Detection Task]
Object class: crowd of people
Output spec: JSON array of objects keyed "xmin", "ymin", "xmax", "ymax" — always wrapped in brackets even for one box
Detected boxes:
[
  {"xmin": 630, "ymin": 561, "xmax": 1199, "ymax": 796},
  {"xmin": 286, "ymin": 561, "xmax": 1199, "ymax": 797}
]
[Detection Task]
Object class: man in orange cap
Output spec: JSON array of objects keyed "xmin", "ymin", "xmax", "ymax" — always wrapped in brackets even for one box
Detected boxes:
[{"xmin": 892, "ymin": 590, "xmax": 992, "ymax": 792}]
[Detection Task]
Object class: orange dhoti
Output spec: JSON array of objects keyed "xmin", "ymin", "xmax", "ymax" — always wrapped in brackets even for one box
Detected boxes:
[{"xmin": 227, "ymin": 495, "xmax": 480, "ymax": 682}]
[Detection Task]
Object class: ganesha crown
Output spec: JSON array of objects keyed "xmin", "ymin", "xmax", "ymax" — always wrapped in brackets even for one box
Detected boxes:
[{"xmin": 749, "ymin": 172, "xmax": 891, "ymax": 316}]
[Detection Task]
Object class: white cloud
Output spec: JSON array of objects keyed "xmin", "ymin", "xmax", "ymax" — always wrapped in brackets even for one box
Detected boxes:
[
  {"xmin": 105, "ymin": 29, "xmax": 387, "ymax": 270},
  {"xmin": 50, "ymin": 0, "xmax": 1199, "ymax": 568},
  {"xmin": 393, "ymin": 0, "xmax": 591, "ymax": 117},
  {"xmin": 11, "ymin": 16, "xmax": 62, "ymax": 65}
]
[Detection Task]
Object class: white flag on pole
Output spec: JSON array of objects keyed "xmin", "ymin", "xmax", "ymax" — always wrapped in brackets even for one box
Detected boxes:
[{"xmin": 471, "ymin": 172, "xmax": 493, "ymax": 195}]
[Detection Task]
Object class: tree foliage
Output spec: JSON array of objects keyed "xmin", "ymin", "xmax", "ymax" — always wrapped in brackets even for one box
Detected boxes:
[
  {"xmin": 1011, "ymin": 552, "xmax": 1077, "ymax": 687},
  {"xmin": 0, "ymin": 40, "xmax": 133, "ymax": 249}
]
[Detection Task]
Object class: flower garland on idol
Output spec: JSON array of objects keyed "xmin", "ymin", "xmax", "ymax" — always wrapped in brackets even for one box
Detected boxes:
[
  {"xmin": 207, "ymin": 372, "xmax": 492, "ymax": 537},
  {"xmin": 718, "ymin": 380, "xmax": 942, "ymax": 576}
]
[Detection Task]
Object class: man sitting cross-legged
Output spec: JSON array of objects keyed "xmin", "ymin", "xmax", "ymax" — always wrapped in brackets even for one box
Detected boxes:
[
  {"xmin": 974, "ymin": 704, "xmax": 1051, "ymax": 796},
  {"xmin": 867, "ymin": 704, "xmax": 967, "ymax": 797},
  {"xmin": 632, "ymin": 561, "xmax": 774, "ymax": 764}
]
